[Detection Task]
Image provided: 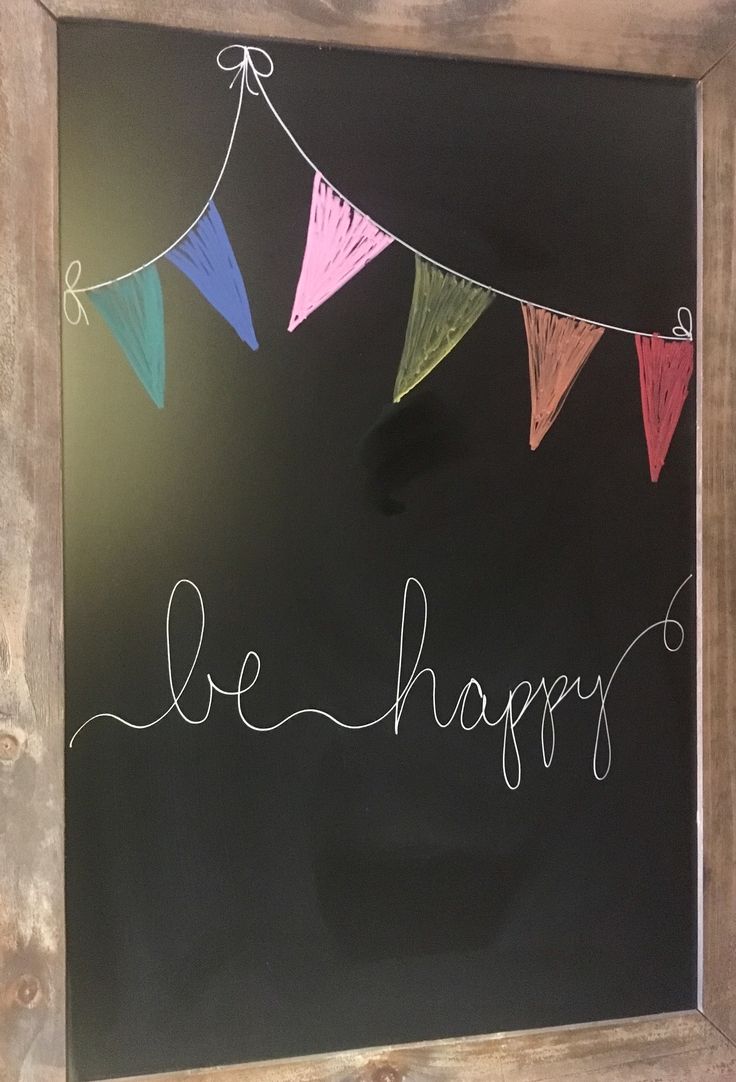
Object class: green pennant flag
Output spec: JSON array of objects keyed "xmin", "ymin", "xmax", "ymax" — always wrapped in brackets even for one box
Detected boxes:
[
  {"xmin": 89, "ymin": 265, "xmax": 166, "ymax": 408},
  {"xmin": 393, "ymin": 255, "xmax": 494, "ymax": 402}
]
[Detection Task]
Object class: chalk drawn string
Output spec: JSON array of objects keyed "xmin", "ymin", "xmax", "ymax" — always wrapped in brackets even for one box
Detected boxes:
[
  {"xmin": 241, "ymin": 46, "xmax": 693, "ymax": 342},
  {"xmin": 61, "ymin": 45, "xmax": 270, "ymax": 325},
  {"xmin": 64, "ymin": 43, "xmax": 693, "ymax": 342}
]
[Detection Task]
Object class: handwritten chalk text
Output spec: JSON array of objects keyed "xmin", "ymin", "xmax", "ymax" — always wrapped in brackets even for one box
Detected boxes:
[{"xmin": 69, "ymin": 575, "xmax": 690, "ymax": 789}]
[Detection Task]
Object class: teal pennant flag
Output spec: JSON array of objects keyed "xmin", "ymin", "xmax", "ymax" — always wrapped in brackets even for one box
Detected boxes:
[{"xmin": 89, "ymin": 264, "xmax": 166, "ymax": 408}]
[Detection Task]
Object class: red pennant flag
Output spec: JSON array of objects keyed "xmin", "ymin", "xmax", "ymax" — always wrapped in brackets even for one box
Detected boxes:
[
  {"xmin": 522, "ymin": 305, "xmax": 604, "ymax": 450},
  {"xmin": 635, "ymin": 333, "xmax": 694, "ymax": 482}
]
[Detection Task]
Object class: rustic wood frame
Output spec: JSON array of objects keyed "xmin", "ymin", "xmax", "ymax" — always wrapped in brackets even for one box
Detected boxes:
[{"xmin": 3, "ymin": 1, "xmax": 736, "ymax": 1079}]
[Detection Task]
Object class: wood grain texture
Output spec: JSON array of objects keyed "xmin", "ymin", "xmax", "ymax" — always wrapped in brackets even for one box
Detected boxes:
[
  {"xmin": 0, "ymin": 2, "xmax": 65, "ymax": 1082},
  {"xmin": 30, "ymin": 1, "xmax": 736, "ymax": 1079},
  {"xmin": 45, "ymin": 0, "xmax": 736, "ymax": 79},
  {"xmin": 102, "ymin": 1012, "xmax": 736, "ymax": 1082},
  {"xmin": 701, "ymin": 42, "xmax": 736, "ymax": 1047}
]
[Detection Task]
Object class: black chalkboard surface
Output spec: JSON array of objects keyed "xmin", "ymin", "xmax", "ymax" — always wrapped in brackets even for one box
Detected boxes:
[{"xmin": 61, "ymin": 23, "xmax": 697, "ymax": 1081}]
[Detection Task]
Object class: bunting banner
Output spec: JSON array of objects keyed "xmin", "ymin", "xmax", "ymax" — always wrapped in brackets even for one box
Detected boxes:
[
  {"xmin": 289, "ymin": 172, "xmax": 393, "ymax": 331},
  {"xmin": 522, "ymin": 305, "xmax": 605, "ymax": 450},
  {"xmin": 635, "ymin": 334, "xmax": 694, "ymax": 482},
  {"xmin": 393, "ymin": 256, "xmax": 494, "ymax": 402},
  {"xmin": 88, "ymin": 265, "xmax": 166, "ymax": 408},
  {"xmin": 166, "ymin": 200, "xmax": 259, "ymax": 350},
  {"xmin": 64, "ymin": 43, "xmax": 696, "ymax": 481}
]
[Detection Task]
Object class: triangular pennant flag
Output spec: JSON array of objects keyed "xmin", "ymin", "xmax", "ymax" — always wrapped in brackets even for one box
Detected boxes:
[
  {"xmin": 89, "ymin": 265, "xmax": 166, "ymax": 408},
  {"xmin": 165, "ymin": 201, "xmax": 258, "ymax": 350},
  {"xmin": 393, "ymin": 256, "xmax": 494, "ymax": 401},
  {"xmin": 288, "ymin": 172, "xmax": 393, "ymax": 331},
  {"xmin": 635, "ymin": 333, "xmax": 694, "ymax": 482},
  {"xmin": 522, "ymin": 305, "xmax": 604, "ymax": 450}
]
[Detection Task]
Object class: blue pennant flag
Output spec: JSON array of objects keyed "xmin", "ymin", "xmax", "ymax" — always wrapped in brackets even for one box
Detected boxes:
[
  {"xmin": 89, "ymin": 265, "xmax": 166, "ymax": 408},
  {"xmin": 165, "ymin": 201, "xmax": 259, "ymax": 350}
]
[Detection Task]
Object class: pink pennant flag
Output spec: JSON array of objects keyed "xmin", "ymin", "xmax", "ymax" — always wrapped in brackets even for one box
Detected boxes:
[
  {"xmin": 288, "ymin": 172, "xmax": 393, "ymax": 331},
  {"xmin": 635, "ymin": 333, "xmax": 694, "ymax": 482}
]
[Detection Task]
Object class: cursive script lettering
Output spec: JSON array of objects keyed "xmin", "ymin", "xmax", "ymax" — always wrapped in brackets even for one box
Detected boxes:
[{"xmin": 69, "ymin": 575, "xmax": 691, "ymax": 790}]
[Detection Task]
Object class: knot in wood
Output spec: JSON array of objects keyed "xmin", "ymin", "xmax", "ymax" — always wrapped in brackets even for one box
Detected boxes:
[
  {"xmin": 368, "ymin": 1064, "xmax": 403, "ymax": 1082},
  {"xmin": 0, "ymin": 731, "xmax": 21, "ymax": 762},
  {"xmin": 15, "ymin": 974, "xmax": 42, "ymax": 1008}
]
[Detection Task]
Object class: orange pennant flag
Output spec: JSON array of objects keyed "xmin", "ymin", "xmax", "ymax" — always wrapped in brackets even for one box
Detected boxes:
[{"xmin": 522, "ymin": 305, "xmax": 604, "ymax": 450}]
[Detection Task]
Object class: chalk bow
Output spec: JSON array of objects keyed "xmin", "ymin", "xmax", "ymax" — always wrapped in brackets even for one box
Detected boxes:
[
  {"xmin": 216, "ymin": 43, "xmax": 274, "ymax": 95},
  {"xmin": 671, "ymin": 306, "xmax": 693, "ymax": 340},
  {"xmin": 63, "ymin": 260, "xmax": 89, "ymax": 326}
]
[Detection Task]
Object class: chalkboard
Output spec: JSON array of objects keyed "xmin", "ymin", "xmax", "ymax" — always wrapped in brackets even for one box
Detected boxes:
[{"xmin": 60, "ymin": 23, "xmax": 697, "ymax": 1081}]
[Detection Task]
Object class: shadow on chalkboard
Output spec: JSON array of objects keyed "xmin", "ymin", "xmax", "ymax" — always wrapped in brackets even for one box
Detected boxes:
[
  {"xmin": 311, "ymin": 738, "xmax": 535, "ymax": 963},
  {"xmin": 360, "ymin": 391, "xmax": 469, "ymax": 516},
  {"xmin": 315, "ymin": 843, "xmax": 530, "ymax": 960}
]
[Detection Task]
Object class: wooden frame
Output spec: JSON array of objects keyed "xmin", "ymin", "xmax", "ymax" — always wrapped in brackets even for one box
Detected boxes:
[{"xmin": 2, "ymin": 1, "xmax": 736, "ymax": 1079}]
